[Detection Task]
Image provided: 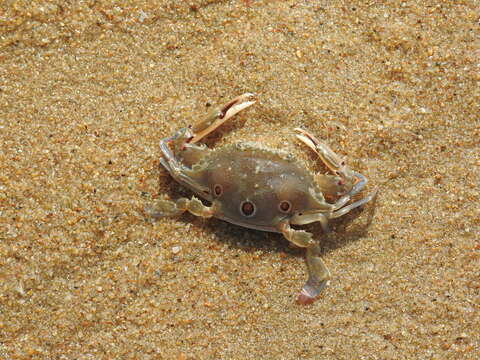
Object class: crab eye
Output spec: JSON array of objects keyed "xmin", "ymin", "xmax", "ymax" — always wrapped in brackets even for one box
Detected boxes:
[
  {"xmin": 240, "ymin": 200, "xmax": 256, "ymax": 217},
  {"xmin": 278, "ymin": 200, "xmax": 292, "ymax": 213},
  {"xmin": 213, "ymin": 184, "xmax": 223, "ymax": 197}
]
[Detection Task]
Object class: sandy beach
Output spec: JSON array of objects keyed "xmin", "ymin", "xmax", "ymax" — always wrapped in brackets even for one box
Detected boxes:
[{"xmin": 1, "ymin": 1, "xmax": 478, "ymax": 359}]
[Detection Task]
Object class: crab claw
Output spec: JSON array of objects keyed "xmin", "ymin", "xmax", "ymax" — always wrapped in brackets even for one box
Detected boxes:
[
  {"xmin": 294, "ymin": 127, "xmax": 361, "ymax": 201},
  {"xmin": 189, "ymin": 93, "xmax": 257, "ymax": 144},
  {"xmin": 294, "ymin": 127, "xmax": 350, "ymax": 176}
]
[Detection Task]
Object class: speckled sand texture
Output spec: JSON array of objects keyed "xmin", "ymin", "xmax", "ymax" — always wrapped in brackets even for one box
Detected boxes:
[{"xmin": 1, "ymin": 1, "xmax": 479, "ymax": 359}]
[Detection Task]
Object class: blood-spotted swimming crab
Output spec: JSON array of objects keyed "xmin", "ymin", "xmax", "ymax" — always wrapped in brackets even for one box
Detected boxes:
[{"xmin": 148, "ymin": 93, "xmax": 376, "ymax": 304}]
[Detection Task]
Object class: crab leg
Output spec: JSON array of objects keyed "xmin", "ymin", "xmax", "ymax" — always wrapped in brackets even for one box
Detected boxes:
[
  {"xmin": 300, "ymin": 243, "xmax": 331, "ymax": 304},
  {"xmin": 160, "ymin": 132, "xmax": 211, "ymax": 195},
  {"xmin": 295, "ymin": 127, "xmax": 374, "ymax": 204},
  {"xmin": 279, "ymin": 221, "xmax": 331, "ymax": 304},
  {"xmin": 330, "ymin": 188, "xmax": 378, "ymax": 219},
  {"xmin": 146, "ymin": 196, "xmax": 215, "ymax": 218},
  {"xmin": 290, "ymin": 211, "xmax": 330, "ymax": 232},
  {"xmin": 294, "ymin": 127, "xmax": 354, "ymax": 181},
  {"xmin": 279, "ymin": 221, "xmax": 315, "ymax": 247},
  {"xmin": 190, "ymin": 93, "xmax": 256, "ymax": 144}
]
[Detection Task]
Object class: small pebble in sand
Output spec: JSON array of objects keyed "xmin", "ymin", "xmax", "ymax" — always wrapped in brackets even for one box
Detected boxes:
[{"xmin": 172, "ymin": 246, "xmax": 182, "ymax": 254}]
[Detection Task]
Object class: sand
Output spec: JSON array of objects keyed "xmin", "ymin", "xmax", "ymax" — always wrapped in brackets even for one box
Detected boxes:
[{"xmin": 0, "ymin": 0, "xmax": 478, "ymax": 359}]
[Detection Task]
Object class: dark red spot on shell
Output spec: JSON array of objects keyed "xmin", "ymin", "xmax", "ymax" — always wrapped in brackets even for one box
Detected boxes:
[
  {"xmin": 241, "ymin": 201, "xmax": 255, "ymax": 216},
  {"xmin": 214, "ymin": 184, "xmax": 223, "ymax": 197},
  {"xmin": 279, "ymin": 200, "xmax": 291, "ymax": 213}
]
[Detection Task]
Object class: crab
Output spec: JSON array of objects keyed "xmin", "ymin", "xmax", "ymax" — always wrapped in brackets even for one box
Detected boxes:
[{"xmin": 148, "ymin": 93, "xmax": 376, "ymax": 304}]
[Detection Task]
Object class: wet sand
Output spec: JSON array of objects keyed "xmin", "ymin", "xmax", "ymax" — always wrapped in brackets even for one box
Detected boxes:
[{"xmin": 1, "ymin": 1, "xmax": 478, "ymax": 359}]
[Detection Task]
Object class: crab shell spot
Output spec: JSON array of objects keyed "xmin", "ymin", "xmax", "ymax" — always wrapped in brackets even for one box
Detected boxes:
[
  {"xmin": 278, "ymin": 200, "xmax": 292, "ymax": 213},
  {"xmin": 240, "ymin": 200, "xmax": 256, "ymax": 217},
  {"xmin": 213, "ymin": 184, "xmax": 223, "ymax": 197}
]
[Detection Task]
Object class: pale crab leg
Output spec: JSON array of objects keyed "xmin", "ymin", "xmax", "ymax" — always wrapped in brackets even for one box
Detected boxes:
[
  {"xmin": 279, "ymin": 221, "xmax": 331, "ymax": 304},
  {"xmin": 290, "ymin": 211, "xmax": 330, "ymax": 231},
  {"xmin": 189, "ymin": 93, "xmax": 257, "ymax": 144},
  {"xmin": 160, "ymin": 131, "xmax": 211, "ymax": 195},
  {"xmin": 330, "ymin": 189, "xmax": 378, "ymax": 219},
  {"xmin": 294, "ymin": 127, "xmax": 354, "ymax": 181},
  {"xmin": 295, "ymin": 127, "xmax": 371, "ymax": 209},
  {"xmin": 301, "ymin": 243, "xmax": 331, "ymax": 305},
  {"xmin": 146, "ymin": 196, "xmax": 215, "ymax": 219},
  {"xmin": 279, "ymin": 221, "xmax": 316, "ymax": 247}
]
